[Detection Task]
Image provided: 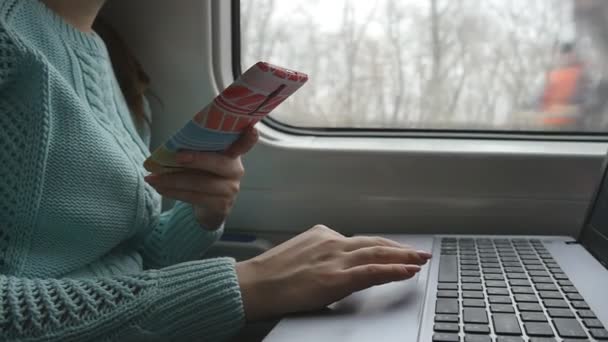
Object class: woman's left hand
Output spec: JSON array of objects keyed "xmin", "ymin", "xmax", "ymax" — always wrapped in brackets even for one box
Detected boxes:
[{"xmin": 144, "ymin": 127, "xmax": 259, "ymax": 229}]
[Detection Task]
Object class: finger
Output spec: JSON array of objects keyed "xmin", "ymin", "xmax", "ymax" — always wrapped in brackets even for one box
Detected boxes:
[
  {"xmin": 153, "ymin": 186, "xmax": 231, "ymax": 207},
  {"xmin": 224, "ymin": 126, "xmax": 259, "ymax": 158},
  {"xmin": 343, "ymin": 246, "xmax": 429, "ymax": 268},
  {"xmin": 174, "ymin": 152, "xmax": 245, "ymax": 178},
  {"xmin": 144, "ymin": 171, "xmax": 238, "ymax": 196},
  {"xmin": 343, "ymin": 264, "xmax": 421, "ymax": 293},
  {"xmin": 342, "ymin": 236, "xmax": 412, "ymax": 252}
]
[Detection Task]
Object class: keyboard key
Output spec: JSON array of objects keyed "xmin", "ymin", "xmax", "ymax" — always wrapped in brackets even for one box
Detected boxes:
[
  {"xmin": 504, "ymin": 267, "xmax": 524, "ymax": 273},
  {"xmin": 531, "ymin": 277, "xmax": 554, "ymax": 283},
  {"xmin": 463, "ymin": 299, "xmax": 485, "ymax": 307},
  {"xmin": 590, "ymin": 328, "xmax": 608, "ymax": 340},
  {"xmin": 436, "ymin": 314, "xmax": 459, "ymax": 323},
  {"xmin": 502, "ymin": 262, "xmax": 522, "ymax": 267},
  {"xmin": 553, "ymin": 273, "xmax": 569, "ymax": 280},
  {"xmin": 528, "ymin": 338, "xmax": 557, "ymax": 342},
  {"xmin": 535, "ymin": 284, "xmax": 558, "ymax": 291},
  {"xmin": 464, "ymin": 308, "xmax": 489, "ymax": 324},
  {"xmin": 529, "ymin": 270, "xmax": 550, "ymax": 277},
  {"xmin": 489, "ymin": 296, "xmax": 512, "ymax": 304},
  {"xmin": 507, "ymin": 273, "xmax": 527, "ymax": 279},
  {"xmin": 496, "ymin": 337, "xmax": 524, "ymax": 342},
  {"xmin": 509, "ymin": 279, "xmax": 531, "ymax": 287},
  {"xmin": 463, "ymin": 277, "xmax": 482, "ymax": 283},
  {"xmin": 461, "ymin": 260, "xmax": 479, "ymax": 265},
  {"xmin": 484, "ymin": 274, "xmax": 504, "ymax": 281},
  {"xmin": 462, "ymin": 284, "xmax": 483, "ymax": 291},
  {"xmin": 539, "ymin": 292, "xmax": 562, "ymax": 300},
  {"xmin": 571, "ymin": 301, "xmax": 589, "ymax": 310},
  {"xmin": 543, "ymin": 299, "xmax": 568, "ymax": 308},
  {"xmin": 461, "ymin": 265, "xmax": 480, "ymax": 271},
  {"xmin": 557, "ymin": 280, "xmax": 573, "ymax": 287},
  {"xmin": 438, "ymin": 291, "xmax": 459, "ymax": 298},
  {"xmin": 492, "ymin": 313, "xmax": 522, "ymax": 335},
  {"xmin": 462, "ymin": 290, "xmax": 484, "ymax": 298},
  {"xmin": 561, "ymin": 286, "xmax": 579, "ymax": 293},
  {"xmin": 501, "ymin": 257, "xmax": 519, "ymax": 262},
  {"xmin": 485, "ymin": 281, "xmax": 507, "ymax": 288},
  {"xmin": 438, "ymin": 283, "xmax": 458, "ymax": 290},
  {"xmin": 547, "ymin": 309, "xmax": 574, "ymax": 318},
  {"xmin": 433, "ymin": 333, "xmax": 460, "ymax": 342},
  {"xmin": 514, "ymin": 294, "xmax": 539, "ymax": 303},
  {"xmin": 464, "ymin": 336, "xmax": 491, "ymax": 342},
  {"xmin": 553, "ymin": 318, "xmax": 587, "ymax": 338},
  {"xmin": 464, "ymin": 324, "xmax": 490, "ymax": 334},
  {"xmin": 583, "ymin": 318, "xmax": 605, "ymax": 329},
  {"xmin": 512, "ymin": 287, "xmax": 534, "ymax": 294},
  {"xmin": 435, "ymin": 323, "xmax": 460, "ymax": 333},
  {"xmin": 436, "ymin": 299, "xmax": 459, "ymax": 314},
  {"xmin": 565, "ymin": 293, "xmax": 583, "ymax": 301},
  {"xmin": 487, "ymin": 288, "xmax": 509, "ymax": 296},
  {"xmin": 483, "ymin": 268, "xmax": 502, "ymax": 274},
  {"xmin": 547, "ymin": 267, "xmax": 562, "ymax": 274},
  {"xmin": 491, "ymin": 304, "xmax": 515, "ymax": 313},
  {"xmin": 521, "ymin": 312, "xmax": 548, "ymax": 322},
  {"xmin": 524, "ymin": 322, "xmax": 555, "ymax": 337},
  {"xmin": 518, "ymin": 303, "xmax": 543, "ymax": 312},
  {"xmin": 439, "ymin": 255, "xmax": 458, "ymax": 283},
  {"xmin": 578, "ymin": 310, "xmax": 597, "ymax": 319},
  {"xmin": 526, "ymin": 265, "xmax": 545, "ymax": 270}
]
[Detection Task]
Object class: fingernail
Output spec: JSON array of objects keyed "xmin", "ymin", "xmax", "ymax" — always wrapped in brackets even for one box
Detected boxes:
[
  {"xmin": 406, "ymin": 265, "xmax": 422, "ymax": 273},
  {"xmin": 176, "ymin": 153, "xmax": 194, "ymax": 164},
  {"xmin": 417, "ymin": 250, "xmax": 433, "ymax": 259}
]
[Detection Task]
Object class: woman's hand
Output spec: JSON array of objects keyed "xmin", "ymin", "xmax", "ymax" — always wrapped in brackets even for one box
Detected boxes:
[
  {"xmin": 235, "ymin": 225, "xmax": 432, "ymax": 321},
  {"xmin": 144, "ymin": 127, "xmax": 259, "ymax": 229}
]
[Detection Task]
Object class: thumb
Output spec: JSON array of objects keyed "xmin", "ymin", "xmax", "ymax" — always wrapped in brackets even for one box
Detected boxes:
[{"xmin": 224, "ymin": 126, "xmax": 259, "ymax": 158}]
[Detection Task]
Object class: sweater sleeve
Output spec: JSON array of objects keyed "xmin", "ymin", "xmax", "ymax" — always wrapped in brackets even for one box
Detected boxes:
[
  {"xmin": 141, "ymin": 201, "xmax": 225, "ymax": 269},
  {"xmin": 0, "ymin": 258, "xmax": 245, "ymax": 342}
]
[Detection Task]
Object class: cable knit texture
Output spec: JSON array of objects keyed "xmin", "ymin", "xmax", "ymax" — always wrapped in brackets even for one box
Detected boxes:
[{"xmin": 0, "ymin": 0, "xmax": 244, "ymax": 340}]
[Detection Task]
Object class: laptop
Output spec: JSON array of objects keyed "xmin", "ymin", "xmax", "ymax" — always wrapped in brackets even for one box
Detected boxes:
[{"xmin": 264, "ymin": 157, "xmax": 608, "ymax": 342}]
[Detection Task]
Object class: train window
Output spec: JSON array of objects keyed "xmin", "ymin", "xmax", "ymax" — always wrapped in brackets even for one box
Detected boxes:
[{"xmin": 238, "ymin": 0, "xmax": 608, "ymax": 134}]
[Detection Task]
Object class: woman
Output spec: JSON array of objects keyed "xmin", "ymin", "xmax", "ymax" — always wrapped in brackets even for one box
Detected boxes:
[{"xmin": 0, "ymin": 0, "xmax": 431, "ymax": 340}]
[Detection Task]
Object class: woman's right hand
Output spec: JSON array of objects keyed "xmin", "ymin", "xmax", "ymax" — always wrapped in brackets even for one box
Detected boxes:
[{"xmin": 235, "ymin": 225, "xmax": 432, "ymax": 321}]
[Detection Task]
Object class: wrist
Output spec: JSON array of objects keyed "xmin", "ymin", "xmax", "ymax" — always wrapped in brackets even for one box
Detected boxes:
[
  {"xmin": 235, "ymin": 259, "xmax": 279, "ymax": 321},
  {"xmin": 193, "ymin": 205, "xmax": 226, "ymax": 230}
]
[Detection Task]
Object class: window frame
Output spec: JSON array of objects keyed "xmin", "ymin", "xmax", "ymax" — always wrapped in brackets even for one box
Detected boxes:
[{"xmin": 232, "ymin": 0, "xmax": 608, "ymax": 142}]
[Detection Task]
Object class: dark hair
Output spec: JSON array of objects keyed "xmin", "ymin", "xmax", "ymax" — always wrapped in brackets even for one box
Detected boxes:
[{"xmin": 93, "ymin": 18, "xmax": 150, "ymax": 125}]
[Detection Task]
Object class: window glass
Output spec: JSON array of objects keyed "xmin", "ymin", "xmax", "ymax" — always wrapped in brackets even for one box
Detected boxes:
[{"xmin": 241, "ymin": 0, "xmax": 608, "ymax": 132}]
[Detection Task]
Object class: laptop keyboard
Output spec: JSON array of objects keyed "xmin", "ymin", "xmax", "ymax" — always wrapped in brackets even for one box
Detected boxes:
[{"xmin": 433, "ymin": 238, "xmax": 608, "ymax": 342}]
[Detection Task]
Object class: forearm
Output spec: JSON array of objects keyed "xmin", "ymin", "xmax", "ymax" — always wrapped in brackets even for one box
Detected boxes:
[{"xmin": 1, "ymin": 258, "xmax": 244, "ymax": 341}]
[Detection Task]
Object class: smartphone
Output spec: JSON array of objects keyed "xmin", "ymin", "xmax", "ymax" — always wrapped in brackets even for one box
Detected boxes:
[{"xmin": 144, "ymin": 62, "xmax": 308, "ymax": 173}]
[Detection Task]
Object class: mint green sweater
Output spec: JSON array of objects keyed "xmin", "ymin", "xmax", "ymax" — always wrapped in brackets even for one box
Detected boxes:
[{"xmin": 0, "ymin": 0, "xmax": 245, "ymax": 340}]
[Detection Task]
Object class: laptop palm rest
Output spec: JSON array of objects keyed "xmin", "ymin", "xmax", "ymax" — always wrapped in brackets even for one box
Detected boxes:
[{"xmin": 263, "ymin": 235, "xmax": 433, "ymax": 342}]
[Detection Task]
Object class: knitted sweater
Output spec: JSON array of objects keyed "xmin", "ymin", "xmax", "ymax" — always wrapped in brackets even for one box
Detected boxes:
[{"xmin": 0, "ymin": 0, "xmax": 244, "ymax": 340}]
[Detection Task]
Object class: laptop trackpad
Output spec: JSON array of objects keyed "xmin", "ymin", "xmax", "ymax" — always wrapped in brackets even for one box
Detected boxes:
[{"xmin": 263, "ymin": 235, "xmax": 433, "ymax": 342}]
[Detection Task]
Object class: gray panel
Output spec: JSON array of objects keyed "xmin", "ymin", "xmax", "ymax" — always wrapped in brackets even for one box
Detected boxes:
[
  {"xmin": 263, "ymin": 235, "xmax": 434, "ymax": 342},
  {"xmin": 231, "ymin": 141, "xmax": 605, "ymax": 235}
]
